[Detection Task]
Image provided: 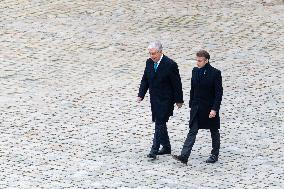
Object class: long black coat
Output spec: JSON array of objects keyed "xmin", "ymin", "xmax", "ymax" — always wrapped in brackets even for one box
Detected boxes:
[
  {"xmin": 189, "ymin": 63, "xmax": 223, "ymax": 129},
  {"xmin": 138, "ymin": 55, "xmax": 184, "ymax": 124}
]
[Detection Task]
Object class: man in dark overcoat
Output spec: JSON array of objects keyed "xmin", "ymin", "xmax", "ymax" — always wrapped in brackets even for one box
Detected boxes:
[
  {"xmin": 137, "ymin": 41, "xmax": 184, "ymax": 159},
  {"xmin": 173, "ymin": 50, "xmax": 223, "ymax": 165}
]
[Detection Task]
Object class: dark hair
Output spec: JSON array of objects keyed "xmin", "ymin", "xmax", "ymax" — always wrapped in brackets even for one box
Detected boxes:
[{"xmin": 196, "ymin": 50, "xmax": 210, "ymax": 60}]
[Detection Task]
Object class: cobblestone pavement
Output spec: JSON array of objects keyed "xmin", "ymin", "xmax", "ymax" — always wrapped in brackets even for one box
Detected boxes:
[{"xmin": 0, "ymin": 0, "xmax": 283, "ymax": 188}]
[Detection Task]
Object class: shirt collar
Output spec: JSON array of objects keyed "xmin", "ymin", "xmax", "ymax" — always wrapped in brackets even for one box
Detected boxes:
[{"xmin": 156, "ymin": 54, "xmax": 163, "ymax": 65}]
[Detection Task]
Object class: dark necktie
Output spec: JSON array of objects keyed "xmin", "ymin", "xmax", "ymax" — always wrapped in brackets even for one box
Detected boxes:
[{"xmin": 198, "ymin": 68, "xmax": 205, "ymax": 81}]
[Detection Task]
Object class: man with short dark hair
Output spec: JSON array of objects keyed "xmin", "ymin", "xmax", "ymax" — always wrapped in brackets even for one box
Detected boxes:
[
  {"xmin": 173, "ymin": 50, "xmax": 223, "ymax": 165},
  {"xmin": 137, "ymin": 41, "xmax": 184, "ymax": 160}
]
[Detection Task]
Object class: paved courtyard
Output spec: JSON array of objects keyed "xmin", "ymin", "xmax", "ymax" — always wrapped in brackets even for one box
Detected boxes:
[{"xmin": 0, "ymin": 0, "xmax": 283, "ymax": 188}]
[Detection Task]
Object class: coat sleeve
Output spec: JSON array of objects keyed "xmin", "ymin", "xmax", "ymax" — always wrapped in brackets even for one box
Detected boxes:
[
  {"xmin": 169, "ymin": 62, "xmax": 184, "ymax": 103},
  {"xmin": 212, "ymin": 70, "xmax": 223, "ymax": 111},
  {"xmin": 138, "ymin": 63, "xmax": 149, "ymax": 99},
  {"xmin": 189, "ymin": 70, "xmax": 194, "ymax": 108}
]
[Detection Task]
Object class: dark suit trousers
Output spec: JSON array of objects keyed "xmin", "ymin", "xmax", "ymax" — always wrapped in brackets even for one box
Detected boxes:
[
  {"xmin": 181, "ymin": 117, "xmax": 220, "ymax": 158},
  {"xmin": 150, "ymin": 121, "xmax": 171, "ymax": 154}
]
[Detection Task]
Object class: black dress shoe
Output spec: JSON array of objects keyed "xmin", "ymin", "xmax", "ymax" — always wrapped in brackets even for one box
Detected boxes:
[
  {"xmin": 147, "ymin": 153, "xmax": 157, "ymax": 159},
  {"xmin": 206, "ymin": 154, "xmax": 218, "ymax": 163},
  {"xmin": 157, "ymin": 148, "xmax": 171, "ymax": 155},
  {"xmin": 172, "ymin": 155, "xmax": 188, "ymax": 165}
]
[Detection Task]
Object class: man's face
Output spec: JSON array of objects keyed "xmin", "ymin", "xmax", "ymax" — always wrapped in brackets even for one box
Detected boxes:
[
  {"xmin": 149, "ymin": 48, "xmax": 162, "ymax": 63},
  {"xmin": 196, "ymin": 56, "xmax": 208, "ymax": 68}
]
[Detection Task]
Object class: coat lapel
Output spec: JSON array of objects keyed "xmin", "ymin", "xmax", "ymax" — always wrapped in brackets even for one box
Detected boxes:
[
  {"xmin": 196, "ymin": 64, "xmax": 211, "ymax": 84},
  {"xmin": 198, "ymin": 64, "xmax": 214, "ymax": 88},
  {"xmin": 147, "ymin": 59, "xmax": 155, "ymax": 80},
  {"xmin": 192, "ymin": 68, "xmax": 199, "ymax": 84},
  {"xmin": 201, "ymin": 64, "xmax": 211, "ymax": 82}
]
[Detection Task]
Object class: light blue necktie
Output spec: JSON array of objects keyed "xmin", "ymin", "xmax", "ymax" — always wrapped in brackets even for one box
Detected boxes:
[{"xmin": 154, "ymin": 63, "xmax": 158, "ymax": 72}]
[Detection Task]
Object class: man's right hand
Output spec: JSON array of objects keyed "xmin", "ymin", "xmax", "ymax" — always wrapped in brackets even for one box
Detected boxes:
[
  {"xmin": 137, "ymin": 97, "xmax": 143, "ymax": 103},
  {"xmin": 176, "ymin": 103, "xmax": 183, "ymax": 109}
]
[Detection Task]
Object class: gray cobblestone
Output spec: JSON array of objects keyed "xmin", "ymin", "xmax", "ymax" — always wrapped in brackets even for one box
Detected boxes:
[{"xmin": 0, "ymin": 0, "xmax": 283, "ymax": 188}]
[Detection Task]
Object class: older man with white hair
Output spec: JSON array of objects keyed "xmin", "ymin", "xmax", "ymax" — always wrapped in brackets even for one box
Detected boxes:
[{"xmin": 137, "ymin": 41, "xmax": 184, "ymax": 160}]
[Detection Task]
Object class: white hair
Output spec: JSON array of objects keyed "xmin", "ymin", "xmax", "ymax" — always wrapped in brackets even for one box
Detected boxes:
[{"xmin": 148, "ymin": 41, "xmax": 163, "ymax": 52}]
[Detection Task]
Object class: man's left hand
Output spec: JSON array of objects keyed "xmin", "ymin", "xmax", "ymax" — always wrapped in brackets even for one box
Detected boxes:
[{"xmin": 209, "ymin": 110, "xmax": 216, "ymax": 118}]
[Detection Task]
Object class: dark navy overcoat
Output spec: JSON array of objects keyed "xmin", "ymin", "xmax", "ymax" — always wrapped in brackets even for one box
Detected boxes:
[
  {"xmin": 138, "ymin": 55, "xmax": 184, "ymax": 124},
  {"xmin": 189, "ymin": 63, "xmax": 223, "ymax": 129}
]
